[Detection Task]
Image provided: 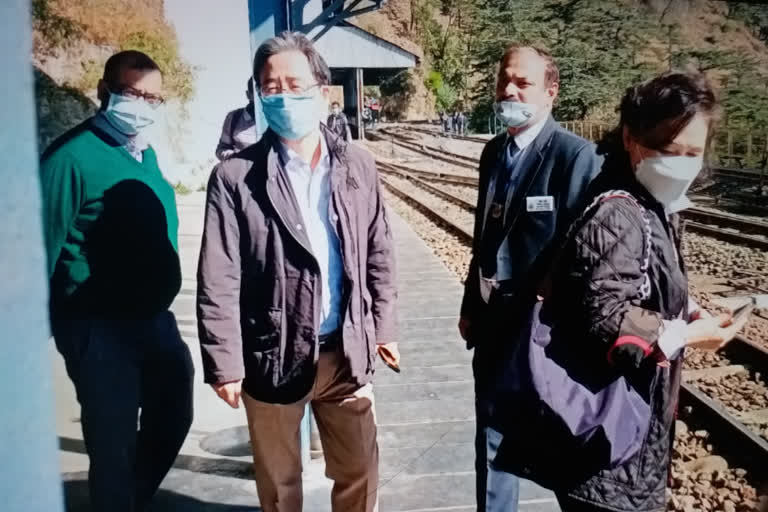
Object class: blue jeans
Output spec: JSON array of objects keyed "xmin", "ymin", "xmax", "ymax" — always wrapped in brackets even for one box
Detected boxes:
[
  {"xmin": 473, "ymin": 347, "xmax": 520, "ymax": 512},
  {"xmin": 53, "ymin": 311, "xmax": 194, "ymax": 512}
]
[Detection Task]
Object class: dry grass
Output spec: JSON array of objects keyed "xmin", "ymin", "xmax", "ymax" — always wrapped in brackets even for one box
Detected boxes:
[
  {"xmin": 48, "ymin": 0, "xmax": 166, "ymax": 46},
  {"xmin": 38, "ymin": 0, "xmax": 193, "ymax": 103}
]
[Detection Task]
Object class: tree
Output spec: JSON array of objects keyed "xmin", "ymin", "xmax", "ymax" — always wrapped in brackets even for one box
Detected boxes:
[{"xmin": 727, "ymin": 2, "xmax": 768, "ymax": 43}]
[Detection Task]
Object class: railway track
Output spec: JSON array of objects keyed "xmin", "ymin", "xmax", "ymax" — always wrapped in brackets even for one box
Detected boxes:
[
  {"xmin": 394, "ymin": 125, "xmax": 768, "ymax": 193},
  {"xmin": 682, "ymin": 209, "xmax": 768, "ymax": 251},
  {"xmin": 377, "ymin": 160, "xmax": 479, "ymax": 186},
  {"xmin": 369, "ymin": 129, "xmax": 478, "ymax": 170},
  {"xmin": 681, "ymin": 335, "xmax": 768, "ymax": 480},
  {"xmin": 378, "ymin": 159, "xmax": 768, "ymax": 251},
  {"xmin": 378, "ymin": 163, "xmax": 473, "ymax": 244},
  {"xmin": 395, "ymin": 123, "xmax": 492, "ymax": 144},
  {"xmin": 380, "ymin": 160, "xmax": 768, "ymax": 489},
  {"xmin": 713, "ymin": 167, "xmax": 766, "ymax": 184},
  {"xmin": 378, "ymin": 162, "xmax": 476, "ymax": 212}
]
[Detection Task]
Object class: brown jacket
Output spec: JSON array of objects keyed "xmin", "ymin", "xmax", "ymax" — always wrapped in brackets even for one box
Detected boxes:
[{"xmin": 197, "ymin": 126, "xmax": 397, "ymax": 404}]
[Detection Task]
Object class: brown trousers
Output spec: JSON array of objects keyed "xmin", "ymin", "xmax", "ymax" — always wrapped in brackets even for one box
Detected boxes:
[{"xmin": 243, "ymin": 347, "xmax": 379, "ymax": 512}]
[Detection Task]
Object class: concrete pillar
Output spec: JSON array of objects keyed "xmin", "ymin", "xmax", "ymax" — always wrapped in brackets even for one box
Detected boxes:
[
  {"xmin": 0, "ymin": 1, "xmax": 64, "ymax": 511},
  {"xmin": 338, "ymin": 70, "xmax": 357, "ymax": 139},
  {"xmin": 356, "ymin": 68, "xmax": 365, "ymax": 140}
]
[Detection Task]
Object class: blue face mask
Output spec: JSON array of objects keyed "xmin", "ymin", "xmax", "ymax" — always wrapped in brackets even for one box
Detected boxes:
[
  {"xmin": 260, "ymin": 93, "xmax": 322, "ymax": 140},
  {"xmin": 103, "ymin": 92, "xmax": 158, "ymax": 136}
]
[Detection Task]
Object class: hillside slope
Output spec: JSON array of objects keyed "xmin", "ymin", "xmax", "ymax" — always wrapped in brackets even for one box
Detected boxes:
[
  {"xmin": 32, "ymin": 0, "xmax": 193, "ymax": 180},
  {"xmin": 354, "ymin": 0, "xmax": 768, "ymax": 127}
]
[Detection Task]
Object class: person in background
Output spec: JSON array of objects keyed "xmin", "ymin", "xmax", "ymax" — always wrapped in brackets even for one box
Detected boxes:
[
  {"xmin": 546, "ymin": 71, "xmax": 747, "ymax": 512},
  {"xmin": 458, "ymin": 44, "xmax": 603, "ymax": 512},
  {"xmin": 197, "ymin": 31, "xmax": 399, "ymax": 512},
  {"xmin": 443, "ymin": 111, "xmax": 452, "ymax": 133},
  {"xmin": 39, "ymin": 50, "xmax": 194, "ymax": 512},
  {"xmin": 327, "ymin": 100, "xmax": 351, "ymax": 141},
  {"xmin": 362, "ymin": 96, "xmax": 374, "ymax": 130},
  {"xmin": 216, "ymin": 77, "xmax": 259, "ymax": 160},
  {"xmin": 455, "ymin": 109, "xmax": 467, "ymax": 136},
  {"xmin": 370, "ymin": 98, "xmax": 380, "ymax": 127}
]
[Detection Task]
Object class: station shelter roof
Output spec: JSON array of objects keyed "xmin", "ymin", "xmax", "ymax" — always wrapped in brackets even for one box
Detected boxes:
[{"xmin": 308, "ymin": 21, "xmax": 417, "ymax": 69}]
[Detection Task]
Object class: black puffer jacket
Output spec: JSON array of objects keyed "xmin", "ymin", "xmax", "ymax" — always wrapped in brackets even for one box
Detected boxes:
[{"xmin": 548, "ymin": 164, "xmax": 689, "ymax": 511}]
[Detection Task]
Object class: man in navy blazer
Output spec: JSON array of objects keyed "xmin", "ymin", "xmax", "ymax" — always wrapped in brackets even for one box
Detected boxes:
[{"xmin": 459, "ymin": 45, "xmax": 603, "ymax": 512}]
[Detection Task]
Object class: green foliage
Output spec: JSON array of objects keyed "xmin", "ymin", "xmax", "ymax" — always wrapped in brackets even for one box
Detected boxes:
[
  {"xmin": 468, "ymin": 100, "xmax": 495, "ymax": 134},
  {"xmin": 426, "ymin": 70, "xmax": 443, "ymax": 91},
  {"xmin": 120, "ymin": 31, "xmax": 195, "ymax": 104},
  {"xmin": 31, "ymin": 0, "xmax": 194, "ymax": 105},
  {"xmin": 424, "ymin": 70, "xmax": 457, "ymax": 111},
  {"xmin": 405, "ymin": 0, "xmax": 768, "ymax": 134},
  {"xmin": 411, "ymin": 0, "xmax": 475, "ymax": 112},
  {"xmin": 727, "ymin": 2, "xmax": 768, "ymax": 43},
  {"xmin": 463, "ymin": 0, "xmax": 665, "ymax": 122},
  {"xmin": 32, "ymin": 0, "xmax": 83, "ymax": 54},
  {"xmin": 379, "ymin": 70, "xmax": 417, "ymax": 121},
  {"xmin": 74, "ymin": 59, "xmax": 103, "ymax": 94},
  {"xmin": 173, "ymin": 181, "xmax": 192, "ymax": 195}
]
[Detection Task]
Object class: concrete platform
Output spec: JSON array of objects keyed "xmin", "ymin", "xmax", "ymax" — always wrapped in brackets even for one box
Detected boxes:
[{"xmin": 55, "ymin": 191, "xmax": 559, "ymax": 511}]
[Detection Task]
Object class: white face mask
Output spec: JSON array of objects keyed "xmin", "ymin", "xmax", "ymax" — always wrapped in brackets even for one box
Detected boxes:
[
  {"xmin": 494, "ymin": 100, "xmax": 538, "ymax": 128},
  {"xmin": 634, "ymin": 154, "xmax": 704, "ymax": 213},
  {"xmin": 104, "ymin": 93, "xmax": 158, "ymax": 136}
]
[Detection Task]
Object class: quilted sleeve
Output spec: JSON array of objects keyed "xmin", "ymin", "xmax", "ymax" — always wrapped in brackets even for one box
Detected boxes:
[{"xmin": 565, "ymin": 198, "xmax": 666, "ymax": 371}]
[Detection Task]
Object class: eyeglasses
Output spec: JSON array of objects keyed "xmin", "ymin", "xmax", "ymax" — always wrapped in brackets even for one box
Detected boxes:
[
  {"xmin": 111, "ymin": 86, "xmax": 165, "ymax": 107},
  {"xmin": 259, "ymin": 83, "xmax": 320, "ymax": 97}
]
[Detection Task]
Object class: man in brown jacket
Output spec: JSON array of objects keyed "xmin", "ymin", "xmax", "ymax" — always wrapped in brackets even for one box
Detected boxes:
[{"xmin": 196, "ymin": 31, "xmax": 398, "ymax": 512}]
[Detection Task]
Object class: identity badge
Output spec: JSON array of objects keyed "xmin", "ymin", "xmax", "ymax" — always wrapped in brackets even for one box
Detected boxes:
[{"xmin": 526, "ymin": 195, "xmax": 554, "ymax": 212}]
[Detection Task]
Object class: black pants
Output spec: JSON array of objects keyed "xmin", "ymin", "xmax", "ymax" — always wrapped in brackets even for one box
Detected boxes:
[
  {"xmin": 473, "ymin": 345, "xmax": 520, "ymax": 512},
  {"xmin": 53, "ymin": 311, "xmax": 194, "ymax": 512}
]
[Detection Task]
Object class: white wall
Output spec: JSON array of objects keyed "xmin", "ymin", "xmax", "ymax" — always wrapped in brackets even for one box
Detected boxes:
[{"xmin": 1, "ymin": 1, "xmax": 64, "ymax": 510}]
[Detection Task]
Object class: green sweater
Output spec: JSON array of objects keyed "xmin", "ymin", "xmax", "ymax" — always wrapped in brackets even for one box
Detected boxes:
[{"xmin": 40, "ymin": 121, "xmax": 181, "ymax": 318}]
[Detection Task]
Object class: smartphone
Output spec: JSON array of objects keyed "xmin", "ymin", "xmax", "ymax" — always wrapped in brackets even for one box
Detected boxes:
[
  {"xmin": 378, "ymin": 345, "xmax": 401, "ymax": 373},
  {"xmin": 384, "ymin": 360, "xmax": 401, "ymax": 373},
  {"xmin": 730, "ymin": 299, "xmax": 756, "ymax": 324}
]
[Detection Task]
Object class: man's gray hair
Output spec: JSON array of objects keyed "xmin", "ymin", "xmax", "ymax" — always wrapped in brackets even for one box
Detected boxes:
[{"xmin": 252, "ymin": 31, "xmax": 331, "ymax": 90}]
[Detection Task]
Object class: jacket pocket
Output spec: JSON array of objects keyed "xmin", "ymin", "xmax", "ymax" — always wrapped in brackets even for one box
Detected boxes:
[
  {"xmin": 243, "ymin": 307, "xmax": 282, "ymax": 350},
  {"xmin": 243, "ymin": 346, "xmax": 280, "ymax": 388},
  {"xmin": 53, "ymin": 316, "xmax": 95, "ymax": 388}
]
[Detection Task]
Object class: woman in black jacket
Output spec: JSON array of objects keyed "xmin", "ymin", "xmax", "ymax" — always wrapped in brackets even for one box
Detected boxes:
[{"xmin": 549, "ymin": 72, "xmax": 749, "ymax": 511}]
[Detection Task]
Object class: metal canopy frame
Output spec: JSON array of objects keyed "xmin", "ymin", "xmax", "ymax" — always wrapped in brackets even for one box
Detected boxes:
[{"xmin": 299, "ymin": 0, "xmax": 386, "ymax": 41}]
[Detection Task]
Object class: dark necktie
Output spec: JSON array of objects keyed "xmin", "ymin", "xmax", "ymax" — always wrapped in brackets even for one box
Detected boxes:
[{"xmin": 480, "ymin": 138, "xmax": 521, "ymax": 277}]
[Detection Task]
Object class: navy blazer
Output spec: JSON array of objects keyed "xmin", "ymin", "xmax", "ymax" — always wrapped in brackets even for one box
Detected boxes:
[{"xmin": 460, "ymin": 116, "xmax": 603, "ymax": 346}]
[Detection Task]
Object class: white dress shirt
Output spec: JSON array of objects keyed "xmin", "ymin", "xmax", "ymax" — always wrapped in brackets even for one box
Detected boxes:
[{"xmin": 279, "ymin": 136, "xmax": 344, "ymax": 335}]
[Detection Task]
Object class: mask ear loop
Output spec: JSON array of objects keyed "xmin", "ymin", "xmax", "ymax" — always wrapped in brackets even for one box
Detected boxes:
[{"xmin": 628, "ymin": 139, "xmax": 646, "ymax": 173}]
